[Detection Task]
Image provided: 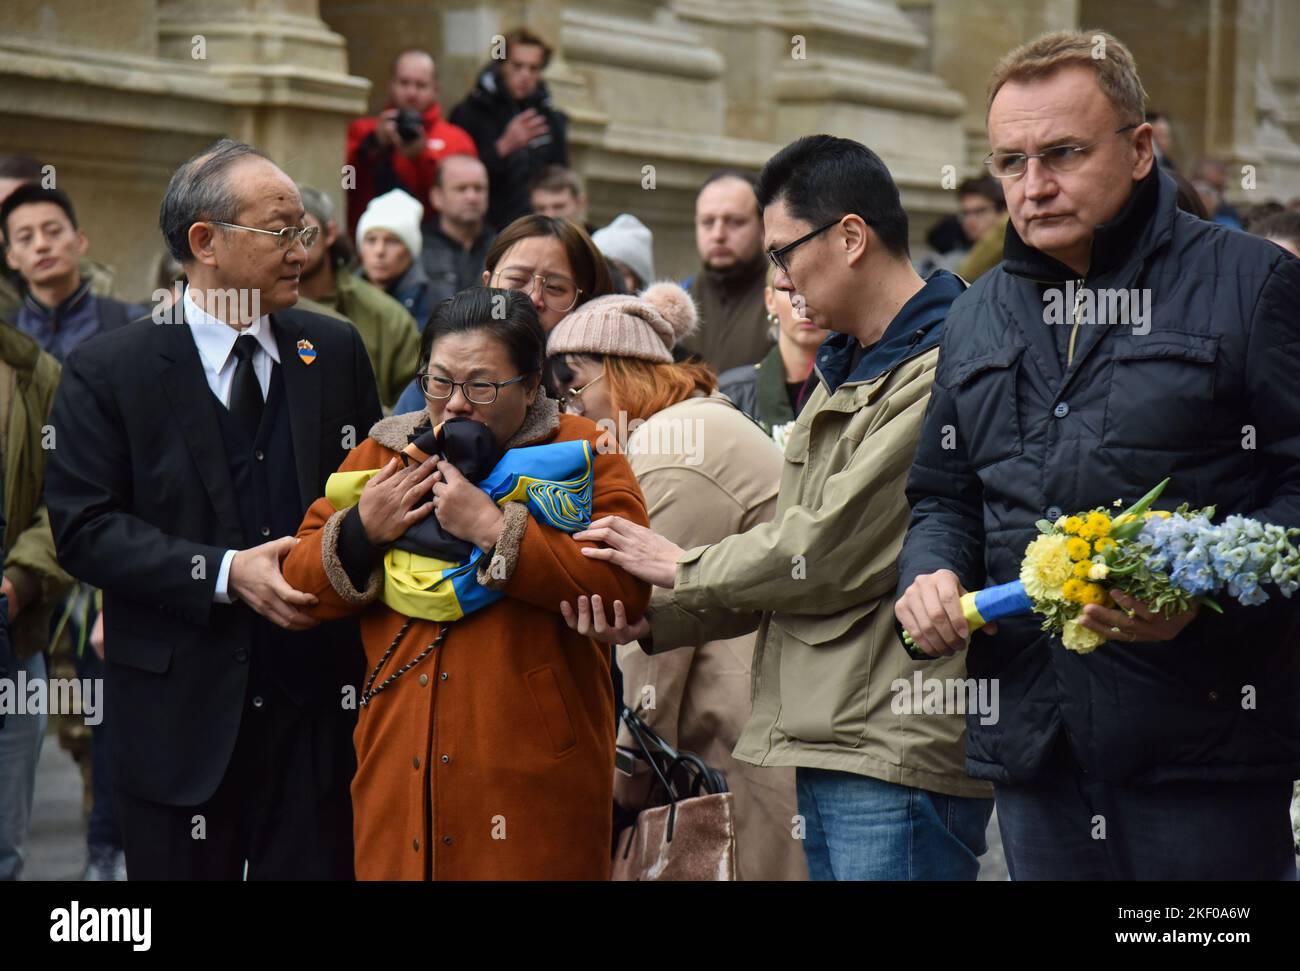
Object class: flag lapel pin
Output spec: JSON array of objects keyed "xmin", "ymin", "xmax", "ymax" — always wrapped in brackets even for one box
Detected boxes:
[{"xmin": 297, "ymin": 338, "xmax": 317, "ymax": 365}]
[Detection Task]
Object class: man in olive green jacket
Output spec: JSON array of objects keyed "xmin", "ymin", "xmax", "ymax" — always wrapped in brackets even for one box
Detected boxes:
[
  {"xmin": 0, "ymin": 320, "xmax": 74, "ymax": 879},
  {"xmin": 567, "ymin": 136, "xmax": 994, "ymax": 880},
  {"xmin": 297, "ymin": 184, "xmax": 421, "ymax": 410},
  {"xmin": 0, "ymin": 322, "xmax": 72, "ymax": 660}
]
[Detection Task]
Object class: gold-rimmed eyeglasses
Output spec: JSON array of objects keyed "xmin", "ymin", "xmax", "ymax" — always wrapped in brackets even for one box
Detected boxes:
[
  {"xmin": 210, "ymin": 221, "xmax": 320, "ymax": 250},
  {"xmin": 491, "ymin": 269, "xmax": 583, "ymax": 313}
]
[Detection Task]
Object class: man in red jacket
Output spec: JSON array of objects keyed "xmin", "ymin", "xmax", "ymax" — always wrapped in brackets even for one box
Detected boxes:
[{"xmin": 345, "ymin": 48, "xmax": 477, "ymax": 238}]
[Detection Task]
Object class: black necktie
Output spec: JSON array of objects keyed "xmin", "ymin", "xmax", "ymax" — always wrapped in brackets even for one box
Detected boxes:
[{"xmin": 228, "ymin": 334, "xmax": 264, "ymax": 439}]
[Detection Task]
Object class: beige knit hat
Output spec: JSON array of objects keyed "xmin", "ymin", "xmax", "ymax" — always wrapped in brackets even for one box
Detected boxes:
[{"xmin": 546, "ymin": 281, "xmax": 698, "ymax": 364}]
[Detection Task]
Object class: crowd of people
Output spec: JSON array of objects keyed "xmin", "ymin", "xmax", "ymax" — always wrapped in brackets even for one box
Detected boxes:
[{"xmin": 0, "ymin": 25, "xmax": 1297, "ymax": 883}]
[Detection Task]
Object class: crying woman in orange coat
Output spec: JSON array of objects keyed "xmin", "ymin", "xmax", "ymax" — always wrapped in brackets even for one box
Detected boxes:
[{"xmin": 281, "ymin": 287, "xmax": 650, "ymax": 880}]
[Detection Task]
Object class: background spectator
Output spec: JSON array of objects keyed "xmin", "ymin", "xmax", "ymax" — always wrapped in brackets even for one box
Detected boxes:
[
  {"xmin": 0, "ymin": 156, "xmax": 121, "ymax": 328},
  {"xmin": 356, "ymin": 188, "xmax": 437, "ymax": 329},
  {"xmin": 423, "ymin": 154, "xmax": 495, "ymax": 303},
  {"xmin": 955, "ymin": 177, "xmax": 1011, "ymax": 282},
  {"xmin": 297, "ymin": 184, "xmax": 420, "ymax": 409},
  {"xmin": 451, "ymin": 28, "xmax": 569, "ymax": 232},
  {"xmin": 1, "ymin": 186, "xmax": 140, "ymax": 363},
  {"xmin": 718, "ymin": 261, "xmax": 828, "ymax": 439},
  {"xmin": 528, "ymin": 165, "xmax": 591, "ymax": 231},
  {"xmin": 344, "ymin": 48, "xmax": 477, "ymax": 237},
  {"xmin": 683, "ymin": 169, "xmax": 771, "ymax": 373},
  {"xmin": 1190, "ymin": 156, "xmax": 1243, "ymax": 228},
  {"xmin": 1148, "ymin": 110, "xmax": 1178, "ymax": 169},
  {"xmin": 0, "ymin": 315, "xmax": 73, "ymax": 879},
  {"xmin": 592, "ymin": 213, "xmax": 655, "ymax": 293},
  {"xmin": 1248, "ymin": 208, "xmax": 1300, "ymax": 258}
]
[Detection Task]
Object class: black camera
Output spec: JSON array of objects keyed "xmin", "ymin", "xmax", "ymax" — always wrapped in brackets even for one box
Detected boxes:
[{"xmin": 394, "ymin": 109, "xmax": 425, "ymax": 145}]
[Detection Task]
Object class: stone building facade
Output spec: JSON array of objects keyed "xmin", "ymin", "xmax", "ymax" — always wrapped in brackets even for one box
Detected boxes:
[{"xmin": 1, "ymin": 0, "xmax": 1296, "ymax": 297}]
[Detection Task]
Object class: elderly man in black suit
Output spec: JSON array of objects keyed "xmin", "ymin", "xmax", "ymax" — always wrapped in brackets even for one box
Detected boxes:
[{"xmin": 45, "ymin": 139, "xmax": 382, "ymax": 880}]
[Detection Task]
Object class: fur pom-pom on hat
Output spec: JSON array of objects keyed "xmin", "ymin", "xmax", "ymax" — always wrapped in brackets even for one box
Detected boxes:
[{"xmin": 546, "ymin": 281, "xmax": 698, "ymax": 364}]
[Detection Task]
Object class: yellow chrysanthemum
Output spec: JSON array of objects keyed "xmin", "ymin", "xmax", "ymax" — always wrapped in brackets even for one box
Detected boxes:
[
  {"xmin": 1080, "ymin": 583, "xmax": 1108, "ymax": 605},
  {"xmin": 1062, "ymin": 618, "xmax": 1105, "ymax": 654},
  {"xmin": 1086, "ymin": 512, "xmax": 1111, "ymax": 537},
  {"xmin": 1061, "ymin": 578, "xmax": 1085, "ymax": 603},
  {"xmin": 1066, "ymin": 537, "xmax": 1092, "ymax": 561},
  {"xmin": 1062, "ymin": 516, "xmax": 1083, "ymax": 535},
  {"xmin": 1020, "ymin": 534, "xmax": 1074, "ymax": 600},
  {"xmin": 1095, "ymin": 537, "xmax": 1117, "ymax": 554},
  {"xmin": 1072, "ymin": 561, "xmax": 1092, "ymax": 579}
]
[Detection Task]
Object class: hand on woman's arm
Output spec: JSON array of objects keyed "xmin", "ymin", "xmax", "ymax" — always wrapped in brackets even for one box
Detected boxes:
[{"xmin": 573, "ymin": 516, "xmax": 684, "ymax": 589}]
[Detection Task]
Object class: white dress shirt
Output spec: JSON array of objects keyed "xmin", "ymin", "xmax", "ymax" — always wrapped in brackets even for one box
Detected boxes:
[{"xmin": 182, "ymin": 287, "xmax": 281, "ymax": 604}]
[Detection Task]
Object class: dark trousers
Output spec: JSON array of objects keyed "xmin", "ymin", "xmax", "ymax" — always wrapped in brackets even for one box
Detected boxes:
[
  {"xmin": 116, "ymin": 680, "xmax": 356, "ymax": 880},
  {"xmin": 995, "ymin": 733, "xmax": 1297, "ymax": 880},
  {"xmin": 75, "ymin": 645, "xmax": 122, "ymax": 851}
]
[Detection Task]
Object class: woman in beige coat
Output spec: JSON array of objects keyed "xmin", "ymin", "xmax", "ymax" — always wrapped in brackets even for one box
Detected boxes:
[{"xmin": 549, "ymin": 281, "xmax": 807, "ymax": 881}]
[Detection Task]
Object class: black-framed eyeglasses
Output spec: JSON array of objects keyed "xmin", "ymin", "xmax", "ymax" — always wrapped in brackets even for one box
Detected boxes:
[
  {"xmin": 984, "ymin": 123, "xmax": 1140, "ymax": 179},
  {"xmin": 210, "ymin": 220, "xmax": 320, "ymax": 250},
  {"xmin": 765, "ymin": 218, "xmax": 842, "ymax": 275},
  {"xmin": 419, "ymin": 371, "xmax": 535, "ymax": 405},
  {"xmin": 491, "ymin": 269, "xmax": 583, "ymax": 313}
]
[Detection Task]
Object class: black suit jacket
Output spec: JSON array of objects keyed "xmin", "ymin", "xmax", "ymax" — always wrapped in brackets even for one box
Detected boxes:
[{"xmin": 45, "ymin": 306, "xmax": 382, "ymax": 805}]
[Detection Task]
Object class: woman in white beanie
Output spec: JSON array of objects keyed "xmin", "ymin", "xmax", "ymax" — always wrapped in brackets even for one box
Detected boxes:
[
  {"xmin": 591, "ymin": 213, "xmax": 655, "ymax": 293},
  {"xmin": 356, "ymin": 188, "xmax": 438, "ymax": 329},
  {"xmin": 548, "ymin": 281, "xmax": 807, "ymax": 882}
]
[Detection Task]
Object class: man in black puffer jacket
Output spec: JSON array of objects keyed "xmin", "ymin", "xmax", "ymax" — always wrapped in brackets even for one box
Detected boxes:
[
  {"xmin": 450, "ymin": 28, "xmax": 568, "ymax": 232},
  {"xmin": 895, "ymin": 29, "xmax": 1300, "ymax": 880}
]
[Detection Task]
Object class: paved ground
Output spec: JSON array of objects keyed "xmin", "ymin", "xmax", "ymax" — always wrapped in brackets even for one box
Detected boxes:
[
  {"xmin": 26, "ymin": 737, "xmax": 86, "ymax": 881},
  {"xmin": 24, "ymin": 730, "xmax": 1010, "ymax": 881}
]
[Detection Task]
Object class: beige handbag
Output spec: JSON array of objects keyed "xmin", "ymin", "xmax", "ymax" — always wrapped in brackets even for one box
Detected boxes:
[{"xmin": 611, "ymin": 707, "xmax": 737, "ymax": 881}]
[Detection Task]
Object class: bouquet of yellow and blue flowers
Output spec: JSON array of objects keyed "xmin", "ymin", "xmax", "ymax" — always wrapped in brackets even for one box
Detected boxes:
[{"xmin": 904, "ymin": 478, "xmax": 1300, "ymax": 655}]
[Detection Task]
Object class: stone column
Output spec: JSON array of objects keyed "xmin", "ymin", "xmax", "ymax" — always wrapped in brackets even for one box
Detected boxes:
[
  {"xmin": 919, "ymin": 0, "xmax": 1079, "ymax": 171},
  {"xmin": 0, "ymin": 0, "xmax": 368, "ymax": 297}
]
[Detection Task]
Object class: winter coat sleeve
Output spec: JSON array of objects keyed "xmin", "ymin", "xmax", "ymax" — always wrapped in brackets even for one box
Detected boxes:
[
  {"xmin": 478, "ymin": 432, "xmax": 652, "ymax": 621},
  {"xmin": 673, "ymin": 367, "xmax": 935, "ymax": 619},
  {"xmin": 893, "ymin": 355, "xmax": 989, "ymax": 600},
  {"xmin": 1243, "ymin": 252, "xmax": 1300, "ymax": 527}
]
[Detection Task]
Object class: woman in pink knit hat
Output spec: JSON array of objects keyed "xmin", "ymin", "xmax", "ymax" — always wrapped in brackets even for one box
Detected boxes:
[{"xmin": 548, "ymin": 281, "xmax": 807, "ymax": 881}]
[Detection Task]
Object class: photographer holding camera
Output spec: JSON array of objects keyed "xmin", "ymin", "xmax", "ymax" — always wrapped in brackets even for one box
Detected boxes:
[{"xmin": 345, "ymin": 48, "xmax": 477, "ymax": 239}]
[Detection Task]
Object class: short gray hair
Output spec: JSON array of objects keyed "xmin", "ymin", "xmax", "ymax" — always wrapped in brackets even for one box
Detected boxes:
[
  {"xmin": 296, "ymin": 184, "xmax": 335, "ymax": 227},
  {"xmin": 159, "ymin": 138, "xmax": 270, "ymax": 263}
]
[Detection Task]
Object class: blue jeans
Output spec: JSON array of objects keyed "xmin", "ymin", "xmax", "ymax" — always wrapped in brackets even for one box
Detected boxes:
[
  {"xmin": 0, "ymin": 651, "xmax": 48, "ymax": 880},
  {"xmin": 796, "ymin": 766, "xmax": 993, "ymax": 880}
]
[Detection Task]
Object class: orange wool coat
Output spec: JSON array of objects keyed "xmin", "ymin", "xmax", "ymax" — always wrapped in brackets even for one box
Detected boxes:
[{"xmin": 281, "ymin": 397, "xmax": 650, "ymax": 880}]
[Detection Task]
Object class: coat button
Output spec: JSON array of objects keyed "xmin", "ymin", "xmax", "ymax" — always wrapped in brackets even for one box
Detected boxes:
[
  {"xmin": 412, "ymin": 839, "xmax": 419, "ymax": 852},
  {"xmin": 252, "ymin": 696, "xmax": 264, "ymax": 709},
  {"xmin": 259, "ymin": 525, "xmax": 271, "ymax": 537},
  {"xmin": 418, "ymin": 674, "xmax": 428, "ymax": 686},
  {"xmin": 1046, "ymin": 506, "xmax": 1063, "ymax": 521},
  {"xmin": 1208, "ymin": 690, "xmax": 1220, "ymax": 702},
  {"xmin": 413, "ymin": 756, "xmax": 420, "ymax": 769},
  {"xmin": 440, "ymin": 672, "xmax": 449, "ymax": 681},
  {"xmin": 254, "ymin": 449, "xmax": 265, "ymax": 461},
  {"xmin": 234, "ymin": 647, "xmax": 249, "ymax": 662},
  {"xmin": 442, "ymin": 836, "xmax": 453, "ymax": 846},
  {"xmin": 441, "ymin": 754, "xmax": 450, "ymax": 764},
  {"xmin": 1053, "ymin": 402, "xmax": 1070, "ymax": 418}
]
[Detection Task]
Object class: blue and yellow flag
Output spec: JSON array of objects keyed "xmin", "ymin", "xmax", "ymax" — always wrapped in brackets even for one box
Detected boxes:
[{"xmin": 325, "ymin": 439, "xmax": 595, "ymax": 621}]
